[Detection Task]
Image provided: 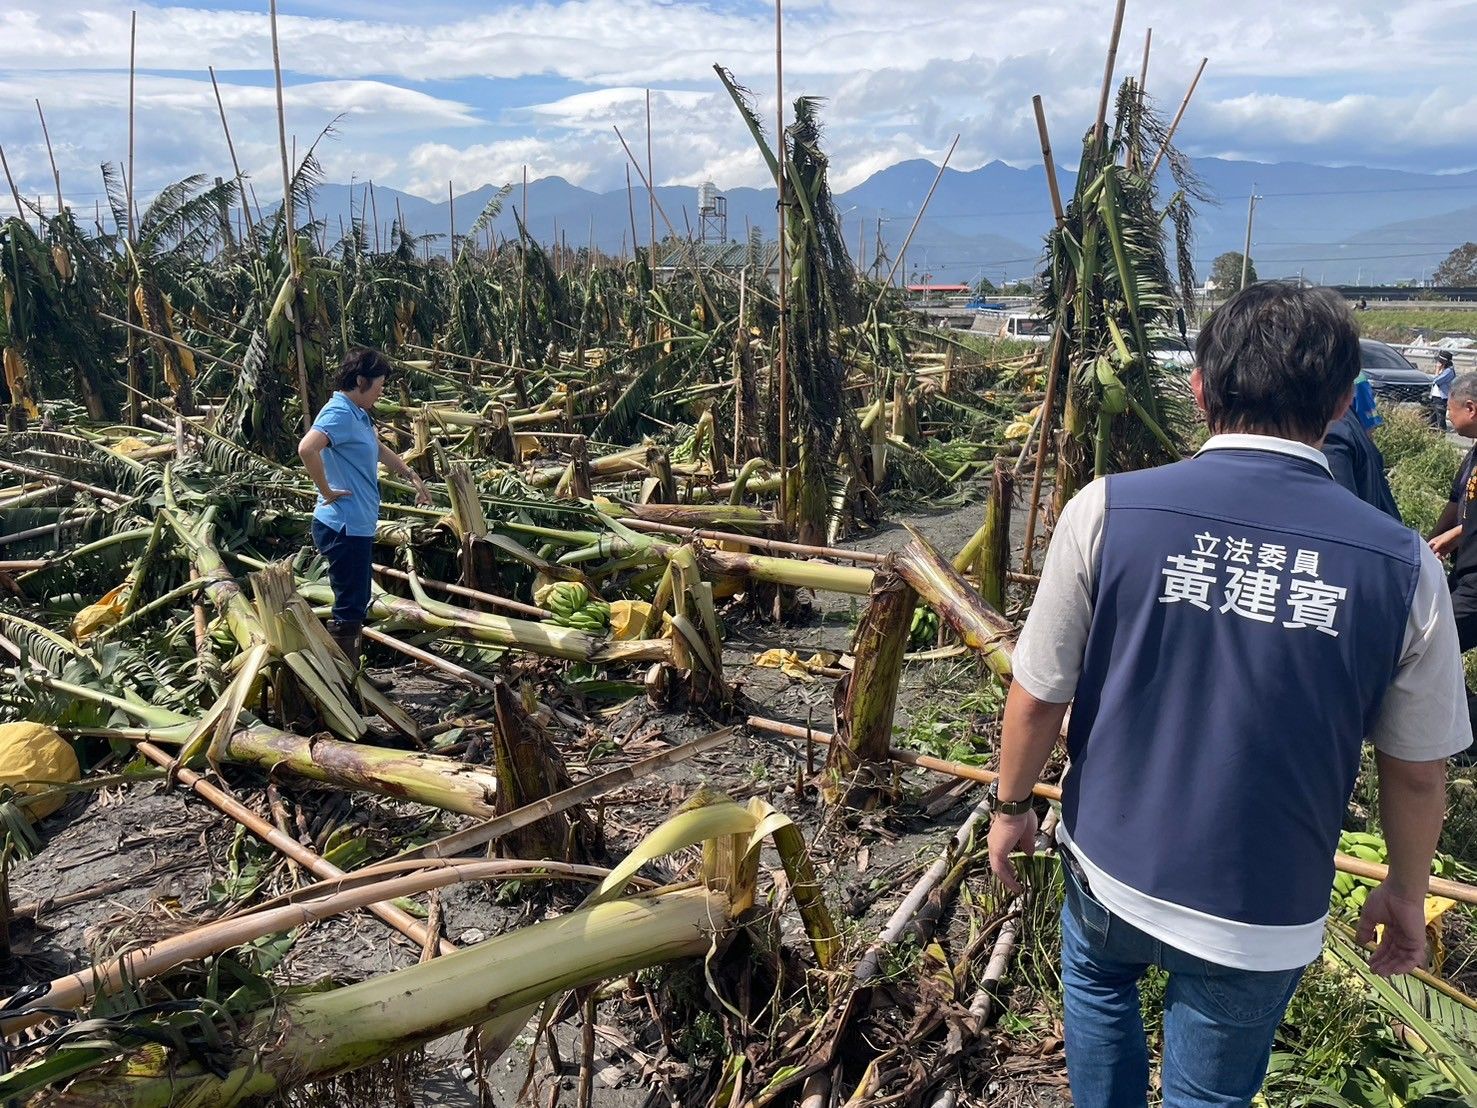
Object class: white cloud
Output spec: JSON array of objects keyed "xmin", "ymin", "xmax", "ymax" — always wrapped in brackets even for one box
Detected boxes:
[{"xmin": 0, "ymin": 0, "xmax": 1472, "ymax": 213}]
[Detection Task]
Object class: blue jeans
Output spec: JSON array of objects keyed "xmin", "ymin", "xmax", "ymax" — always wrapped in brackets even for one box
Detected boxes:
[
  {"xmin": 1059, "ymin": 854, "xmax": 1304, "ymax": 1108},
  {"xmin": 312, "ymin": 519, "xmax": 374, "ymax": 625}
]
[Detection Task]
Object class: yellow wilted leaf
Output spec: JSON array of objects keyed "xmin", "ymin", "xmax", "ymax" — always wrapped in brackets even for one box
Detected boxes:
[
  {"xmin": 112, "ymin": 437, "xmax": 152, "ymax": 457},
  {"xmin": 0, "ymin": 722, "xmax": 80, "ymax": 821},
  {"xmin": 3, "ymin": 347, "xmax": 39, "ymax": 418},
  {"xmin": 71, "ymin": 583, "xmax": 130, "ymax": 642},
  {"xmin": 1003, "ymin": 404, "xmax": 1042, "ymax": 441},
  {"xmin": 752, "ymin": 649, "xmax": 840, "ymax": 682},
  {"xmin": 608, "ymin": 600, "xmax": 654, "ymax": 640},
  {"xmin": 515, "ymin": 433, "xmax": 542, "ymax": 461}
]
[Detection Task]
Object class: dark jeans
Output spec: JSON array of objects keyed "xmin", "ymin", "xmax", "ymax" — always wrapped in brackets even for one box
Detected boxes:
[
  {"xmin": 312, "ymin": 519, "xmax": 373, "ymax": 625},
  {"xmin": 1059, "ymin": 854, "xmax": 1304, "ymax": 1108},
  {"xmin": 1427, "ymin": 399, "xmax": 1448, "ymax": 430}
]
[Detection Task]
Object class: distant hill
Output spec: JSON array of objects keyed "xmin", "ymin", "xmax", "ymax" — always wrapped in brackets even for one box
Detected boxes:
[{"xmin": 292, "ymin": 157, "xmax": 1477, "ymax": 286}]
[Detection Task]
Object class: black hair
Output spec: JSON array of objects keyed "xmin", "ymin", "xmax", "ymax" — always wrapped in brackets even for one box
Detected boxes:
[
  {"xmin": 1194, "ymin": 282, "xmax": 1359, "ymax": 441},
  {"xmin": 336, "ymin": 347, "xmax": 392, "ymax": 393}
]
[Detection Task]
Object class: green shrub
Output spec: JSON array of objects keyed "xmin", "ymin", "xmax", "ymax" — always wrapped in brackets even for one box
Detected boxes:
[{"xmin": 1373, "ymin": 406, "xmax": 1464, "ymax": 533}]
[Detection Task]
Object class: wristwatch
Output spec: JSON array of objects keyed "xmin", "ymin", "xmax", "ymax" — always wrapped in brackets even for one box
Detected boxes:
[{"xmin": 987, "ymin": 779, "xmax": 1034, "ymax": 816}]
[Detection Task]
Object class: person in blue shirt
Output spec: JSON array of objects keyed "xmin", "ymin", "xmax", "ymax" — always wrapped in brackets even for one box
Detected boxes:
[
  {"xmin": 1428, "ymin": 350, "xmax": 1456, "ymax": 430},
  {"xmin": 297, "ymin": 348, "xmax": 430, "ymax": 665},
  {"xmin": 1352, "ymin": 371, "xmax": 1380, "ymax": 430}
]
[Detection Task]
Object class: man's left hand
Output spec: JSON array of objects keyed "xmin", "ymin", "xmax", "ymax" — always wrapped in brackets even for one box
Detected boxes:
[
  {"xmin": 413, "ymin": 477, "xmax": 433, "ymax": 507},
  {"xmin": 1355, "ymin": 883, "xmax": 1428, "ymax": 977},
  {"xmin": 987, "ymin": 808, "xmax": 1039, "ymax": 895}
]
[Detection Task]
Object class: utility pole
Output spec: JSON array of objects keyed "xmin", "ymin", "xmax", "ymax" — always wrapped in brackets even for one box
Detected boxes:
[{"xmin": 1240, "ymin": 185, "xmax": 1260, "ymax": 291}]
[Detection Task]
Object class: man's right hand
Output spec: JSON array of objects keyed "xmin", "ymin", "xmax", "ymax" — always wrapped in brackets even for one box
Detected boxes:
[
  {"xmin": 1429, "ymin": 525, "xmax": 1462, "ymax": 558},
  {"xmin": 320, "ymin": 488, "xmax": 353, "ymax": 506},
  {"xmin": 1355, "ymin": 883, "xmax": 1428, "ymax": 977}
]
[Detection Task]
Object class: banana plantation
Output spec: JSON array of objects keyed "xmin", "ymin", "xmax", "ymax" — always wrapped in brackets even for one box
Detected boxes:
[{"xmin": 4, "ymin": 30, "xmax": 1477, "ymax": 1108}]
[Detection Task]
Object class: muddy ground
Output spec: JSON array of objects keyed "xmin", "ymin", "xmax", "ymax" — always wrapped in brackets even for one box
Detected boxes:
[{"xmin": 5, "ymin": 491, "xmax": 1070, "ymax": 1107}]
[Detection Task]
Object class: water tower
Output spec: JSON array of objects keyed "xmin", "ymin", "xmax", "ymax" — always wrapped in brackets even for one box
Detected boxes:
[{"xmin": 697, "ymin": 179, "xmax": 727, "ymax": 245}]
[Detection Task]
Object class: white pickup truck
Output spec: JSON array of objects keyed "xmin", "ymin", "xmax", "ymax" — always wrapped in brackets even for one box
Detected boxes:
[{"xmin": 972, "ymin": 310, "xmax": 1052, "ymax": 343}]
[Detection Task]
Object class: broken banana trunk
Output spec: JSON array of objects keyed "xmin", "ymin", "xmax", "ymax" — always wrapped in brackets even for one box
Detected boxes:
[{"xmin": 826, "ymin": 557, "xmax": 917, "ymax": 811}]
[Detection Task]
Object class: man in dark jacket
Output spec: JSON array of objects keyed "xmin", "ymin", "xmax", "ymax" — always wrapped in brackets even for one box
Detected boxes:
[
  {"xmin": 1441, "ymin": 373, "xmax": 1477, "ymax": 650},
  {"xmin": 1322, "ymin": 405, "xmax": 1401, "ymax": 520}
]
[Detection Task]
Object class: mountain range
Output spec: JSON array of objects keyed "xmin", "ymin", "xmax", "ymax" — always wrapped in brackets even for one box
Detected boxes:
[{"xmin": 299, "ymin": 157, "xmax": 1477, "ymax": 286}]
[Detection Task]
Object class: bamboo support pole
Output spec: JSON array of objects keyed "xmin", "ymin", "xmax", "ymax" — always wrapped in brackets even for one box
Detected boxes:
[
  {"xmin": 1093, "ymin": 0, "xmax": 1129, "ymax": 146},
  {"xmin": 383, "ymin": 727, "xmax": 736, "ymax": 864},
  {"xmin": 268, "ymin": 0, "xmax": 314, "ymax": 435},
  {"xmin": 0, "ymin": 458, "xmax": 131, "ymax": 503},
  {"xmin": 98, "ymin": 311, "xmax": 245, "ymax": 373},
  {"xmin": 0, "ymin": 144, "xmax": 23, "ymax": 219},
  {"xmin": 372, "ymin": 562, "xmax": 551, "ymax": 619},
  {"xmin": 35, "ymin": 99, "xmax": 63, "ymax": 213},
  {"xmin": 138, "ymin": 740, "xmax": 454, "ymax": 949},
  {"xmin": 645, "ymin": 89, "xmax": 657, "ymax": 271},
  {"xmin": 854, "ymin": 793, "xmax": 994, "ymax": 983},
  {"xmin": 1147, "ymin": 58, "xmax": 1208, "ymax": 179},
  {"xmin": 0, "ymin": 853, "xmax": 620, "ymax": 1037},
  {"xmin": 775, "ymin": 1, "xmax": 791, "ymax": 521},
  {"xmin": 209, "ymin": 66, "xmax": 262, "ymax": 259},
  {"xmin": 870, "ymin": 135, "xmax": 960, "ymax": 315},
  {"xmin": 125, "ymin": 11, "xmax": 140, "ymax": 427}
]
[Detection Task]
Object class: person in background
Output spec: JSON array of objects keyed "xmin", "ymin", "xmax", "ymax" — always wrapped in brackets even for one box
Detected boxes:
[
  {"xmin": 298, "ymin": 348, "xmax": 431, "ymax": 667},
  {"xmin": 1429, "ymin": 350, "xmax": 1457, "ymax": 430},
  {"xmin": 988, "ymin": 283, "xmax": 1469, "ymax": 1108},
  {"xmin": 1352, "ymin": 371, "xmax": 1381, "ymax": 430},
  {"xmin": 1322, "ymin": 402, "xmax": 1400, "ymax": 520}
]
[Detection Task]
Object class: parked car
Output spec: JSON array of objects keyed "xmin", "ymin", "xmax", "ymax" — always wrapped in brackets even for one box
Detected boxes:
[{"xmin": 1360, "ymin": 339, "xmax": 1430, "ymax": 405}]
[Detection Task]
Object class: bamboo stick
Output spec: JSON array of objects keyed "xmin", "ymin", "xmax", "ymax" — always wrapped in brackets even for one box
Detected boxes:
[
  {"xmin": 0, "ymin": 458, "xmax": 131, "ymax": 503},
  {"xmin": 125, "ymin": 11, "xmax": 140, "ymax": 427},
  {"xmin": 1147, "ymin": 58, "xmax": 1208, "ymax": 179},
  {"xmin": 382, "ymin": 726, "xmax": 736, "ymax": 864},
  {"xmin": 35, "ymin": 99, "xmax": 63, "ymax": 213},
  {"xmin": 775, "ymin": 4, "xmax": 791, "ymax": 521},
  {"xmin": 268, "ymin": 0, "xmax": 314, "ymax": 435},
  {"xmin": 372, "ymin": 562, "xmax": 551, "ymax": 619},
  {"xmin": 0, "ymin": 854, "xmax": 619, "ymax": 1037},
  {"xmin": 0, "ymin": 144, "xmax": 23, "ymax": 218},
  {"xmin": 870, "ymin": 135, "xmax": 960, "ymax": 314},
  {"xmin": 646, "ymin": 89, "xmax": 656, "ymax": 271},
  {"xmin": 1093, "ymin": 0, "xmax": 1129, "ymax": 146},
  {"xmin": 209, "ymin": 65, "xmax": 262, "ymax": 259}
]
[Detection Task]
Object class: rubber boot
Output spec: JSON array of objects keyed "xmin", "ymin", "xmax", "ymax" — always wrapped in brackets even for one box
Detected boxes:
[{"xmin": 330, "ymin": 620, "xmax": 393, "ymax": 692}]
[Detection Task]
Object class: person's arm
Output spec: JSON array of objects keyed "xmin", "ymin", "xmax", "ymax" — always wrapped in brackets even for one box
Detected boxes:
[
  {"xmin": 1356, "ymin": 753, "xmax": 1447, "ymax": 976},
  {"xmin": 1431, "ymin": 524, "xmax": 1462, "ymax": 557},
  {"xmin": 1361, "ymin": 546, "xmax": 1471, "ymax": 975},
  {"xmin": 987, "ymin": 685, "xmax": 1070, "ymax": 894},
  {"xmin": 377, "ymin": 441, "xmax": 432, "ymax": 506},
  {"xmin": 984, "ymin": 482, "xmax": 1105, "ymax": 895},
  {"xmin": 297, "ymin": 429, "xmax": 350, "ymax": 505},
  {"xmin": 1430, "ymin": 502, "xmax": 1459, "ymax": 541}
]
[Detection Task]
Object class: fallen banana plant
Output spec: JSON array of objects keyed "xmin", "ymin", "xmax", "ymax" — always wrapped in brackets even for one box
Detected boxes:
[{"xmin": 0, "ymin": 789, "xmax": 838, "ymax": 1106}]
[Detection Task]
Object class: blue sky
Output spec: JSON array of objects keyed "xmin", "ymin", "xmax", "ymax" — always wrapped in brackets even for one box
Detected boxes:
[{"xmin": 1, "ymin": 0, "xmax": 1474, "ymax": 216}]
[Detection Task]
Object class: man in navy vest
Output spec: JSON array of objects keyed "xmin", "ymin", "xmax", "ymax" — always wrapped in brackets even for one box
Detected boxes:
[{"xmin": 987, "ymin": 283, "xmax": 1469, "ymax": 1107}]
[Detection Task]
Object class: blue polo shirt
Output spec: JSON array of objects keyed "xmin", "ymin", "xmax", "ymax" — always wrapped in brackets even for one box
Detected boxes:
[{"xmin": 311, "ymin": 392, "xmax": 380, "ymax": 537}]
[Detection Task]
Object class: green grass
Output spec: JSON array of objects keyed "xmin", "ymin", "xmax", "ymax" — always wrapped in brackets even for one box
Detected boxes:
[
  {"xmin": 1371, "ymin": 404, "xmax": 1464, "ymax": 535},
  {"xmin": 1357, "ymin": 308, "xmax": 1477, "ymax": 345}
]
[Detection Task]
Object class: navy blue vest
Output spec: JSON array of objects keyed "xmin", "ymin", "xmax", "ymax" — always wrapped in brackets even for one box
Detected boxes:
[{"xmin": 1064, "ymin": 448, "xmax": 1419, "ymax": 928}]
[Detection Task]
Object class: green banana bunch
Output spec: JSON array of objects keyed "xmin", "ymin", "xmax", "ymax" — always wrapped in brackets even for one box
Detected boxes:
[
  {"xmin": 539, "ymin": 581, "xmax": 612, "ymax": 631},
  {"xmin": 909, "ymin": 605, "xmax": 939, "ymax": 649}
]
